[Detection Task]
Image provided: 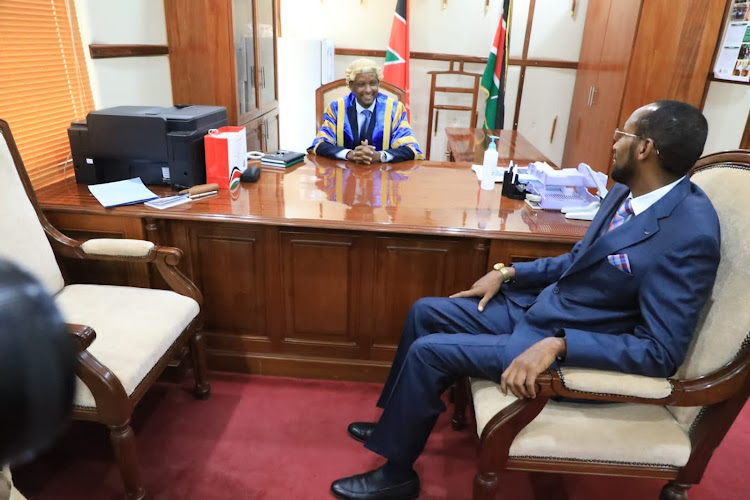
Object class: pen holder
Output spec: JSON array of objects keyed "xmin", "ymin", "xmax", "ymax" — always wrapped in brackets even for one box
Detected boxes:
[{"xmin": 501, "ymin": 170, "xmax": 527, "ymax": 200}]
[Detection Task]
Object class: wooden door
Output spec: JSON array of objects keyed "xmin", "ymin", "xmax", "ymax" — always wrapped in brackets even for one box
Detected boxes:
[
  {"xmin": 164, "ymin": 0, "xmax": 238, "ymax": 123},
  {"xmin": 562, "ymin": 0, "xmax": 642, "ymax": 175}
]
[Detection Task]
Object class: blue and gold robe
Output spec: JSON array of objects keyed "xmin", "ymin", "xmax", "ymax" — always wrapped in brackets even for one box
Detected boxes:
[{"xmin": 309, "ymin": 92, "xmax": 424, "ymax": 162}]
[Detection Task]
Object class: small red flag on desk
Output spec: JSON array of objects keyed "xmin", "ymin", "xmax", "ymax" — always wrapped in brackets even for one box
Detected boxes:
[{"xmin": 383, "ymin": 0, "xmax": 410, "ymax": 117}]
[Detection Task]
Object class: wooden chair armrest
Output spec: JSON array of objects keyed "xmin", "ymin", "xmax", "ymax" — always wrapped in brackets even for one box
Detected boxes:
[
  {"xmin": 80, "ymin": 238, "xmax": 155, "ymax": 258},
  {"xmin": 536, "ymin": 350, "xmax": 750, "ymax": 406},
  {"xmin": 67, "ymin": 323, "xmax": 96, "ymax": 352},
  {"xmin": 75, "ymin": 349, "xmax": 133, "ymax": 424},
  {"xmin": 47, "ymin": 231, "xmax": 203, "ymax": 306}
]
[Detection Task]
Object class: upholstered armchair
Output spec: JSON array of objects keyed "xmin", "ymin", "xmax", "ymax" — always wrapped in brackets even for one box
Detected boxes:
[
  {"xmin": 1, "ymin": 465, "xmax": 26, "ymax": 500},
  {"xmin": 451, "ymin": 150, "xmax": 750, "ymax": 500},
  {"xmin": 0, "ymin": 118, "xmax": 211, "ymax": 500},
  {"xmin": 315, "ymin": 78, "xmax": 406, "ymax": 133}
]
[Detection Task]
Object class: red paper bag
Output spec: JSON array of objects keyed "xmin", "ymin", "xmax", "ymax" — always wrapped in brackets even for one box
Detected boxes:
[{"xmin": 205, "ymin": 126, "xmax": 247, "ymax": 189}]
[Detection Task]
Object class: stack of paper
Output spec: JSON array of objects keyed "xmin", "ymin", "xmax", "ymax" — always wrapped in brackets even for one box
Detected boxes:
[{"xmin": 88, "ymin": 178, "xmax": 159, "ymax": 208}]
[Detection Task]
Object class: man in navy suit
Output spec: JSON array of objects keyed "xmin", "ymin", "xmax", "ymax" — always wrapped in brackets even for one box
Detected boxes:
[{"xmin": 330, "ymin": 101, "xmax": 721, "ymax": 500}]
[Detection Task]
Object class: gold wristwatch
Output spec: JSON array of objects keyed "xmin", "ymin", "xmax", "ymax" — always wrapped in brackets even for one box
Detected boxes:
[{"xmin": 493, "ymin": 263, "xmax": 514, "ymax": 283}]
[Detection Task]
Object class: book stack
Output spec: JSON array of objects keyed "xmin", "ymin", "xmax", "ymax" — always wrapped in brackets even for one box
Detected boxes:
[{"xmin": 260, "ymin": 150, "xmax": 306, "ymax": 168}]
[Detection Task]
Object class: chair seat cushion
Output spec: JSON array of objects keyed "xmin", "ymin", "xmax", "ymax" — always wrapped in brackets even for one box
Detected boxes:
[
  {"xmin": 55, "ymin": 284, "xmax": 200, "ymax": 408},
  {"xmin": 471, "ymin": 379, "xmax": 692, "ymax": 467}
]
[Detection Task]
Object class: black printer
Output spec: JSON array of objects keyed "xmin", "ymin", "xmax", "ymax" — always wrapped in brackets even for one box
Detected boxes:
[{"xmin": 68, "ymin": 105, "xmax": 228, "ymax": 189}]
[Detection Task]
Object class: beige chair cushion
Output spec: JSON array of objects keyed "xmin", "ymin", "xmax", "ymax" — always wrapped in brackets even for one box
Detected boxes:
[
  {"xmin": 668, "ymin": 165, "xmax": 750, "ymax": 429},
  {"xmin": 559, "ymin": 367, "xmax": 673, "ymax": 399},
  {"xmin": 0, "ymin": 127, "xmax": 64, "ymax": 296},
  {"xmin": 1, "ymin": 466, "xmax": 26, "ymax": 500},
  {"xmin": 54, "ymin": 284, "xmax": 199, "ymax": 408},
  {"xmin": 80, "ymin": 238, "xmax": 155, "ymax": 258},
  {"xmin": 471, "ymin": 379, "xmax": 692, "ymax": 467}
]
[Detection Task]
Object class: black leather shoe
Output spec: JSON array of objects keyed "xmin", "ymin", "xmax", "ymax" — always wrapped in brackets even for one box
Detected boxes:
[
  {"xmin": 347, "ymin": 421, "xmax": 376, "ymax": 443},
  {"xmin": 331, "ymin": 465, "xmax": 420, "ymax": 500}
]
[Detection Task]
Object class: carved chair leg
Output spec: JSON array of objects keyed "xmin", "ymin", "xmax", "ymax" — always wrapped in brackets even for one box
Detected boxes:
[
  {"xmin": 451, "ymin": 377, "xmax": 470, "ymax": 430},
  {"xmin": 189, "ymin": 331, "xmax": 211, "ymax": 399},
  {"xmin": 473, "ymin": 471, "xmax": 499, "ymax": 500},
  {"xmin": 108, "ymin": 422, "xmax": 145, "ymax": 500},
  {"xmin": 660, "ymin": 481, "xmax": 692, "ymax": 500}
]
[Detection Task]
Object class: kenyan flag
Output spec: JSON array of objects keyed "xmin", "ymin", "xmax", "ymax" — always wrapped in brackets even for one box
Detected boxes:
[
  {"xmin": 383, "ymin": 0, "xmax": 410, "ymax": 115},
  {"xmin": 481, "ymin": 0, "xmax": 511, "ymax": 130}
]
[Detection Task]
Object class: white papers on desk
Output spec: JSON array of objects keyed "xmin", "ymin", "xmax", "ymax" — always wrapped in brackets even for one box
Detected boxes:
[
  {"xmin": 87, "ymin": 178, "xmax": 159, "ymax": 208},
  {"xmin": 144, "ymin": 194, "xmax": 192, "ymax": 210}
]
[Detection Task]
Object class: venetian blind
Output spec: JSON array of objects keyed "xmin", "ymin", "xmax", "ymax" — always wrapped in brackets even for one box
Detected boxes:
[{"xmin": 0, "ymin": 0, "xmax": 94, "ymax": 188}]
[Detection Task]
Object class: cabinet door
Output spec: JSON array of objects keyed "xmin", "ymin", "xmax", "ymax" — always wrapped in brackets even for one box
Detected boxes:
[
  {"xmin": 264, "ymin": 109, "xmax": 280, "ymax": 152},
  {"xmin": 562, "ymin": 0, "xmax": 613, "ymax": 173},
  {"xmin": 562, "ymin": 0, "xmax": 641, "ymax": 175},
  {"xmin": 256, "ymin": 0, "xmax": 278, "ymax": 113},
  {"xmin": 245, "ymin": 117, "xmax": 264, "ymax": 152},
  {"xmin": 233, "ymin": 0, "xmax": 259, "ymax": 121}
]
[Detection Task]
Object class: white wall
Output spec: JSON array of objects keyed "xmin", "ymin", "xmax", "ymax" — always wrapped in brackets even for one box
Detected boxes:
[
  {"xmin": 72, "ymin": 0, "xmax": 745, "ymax": 159},
  {"xmin": 702, "ymin": 81, "xmax": 750, "ymax": 155},
  {"xmin": 75, "ymin": 0, "xmax": 173, "ymax": 109},
  {"xmin": 280, "ymin": 0, "xmax": 588, "ymax": 165}
]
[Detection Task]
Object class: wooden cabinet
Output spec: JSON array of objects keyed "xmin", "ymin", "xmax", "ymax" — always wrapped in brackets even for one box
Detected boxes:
[
  {"xmin": 246, "ymin": 107, "xmax": 279, "ymax": 152},
  {"xmin": 164, "ymin": 0, "xmax": 279, "ymax": 151},
  {"xmin": 563, "ymin": 0, "xmax": 726, "ymax": 175}
]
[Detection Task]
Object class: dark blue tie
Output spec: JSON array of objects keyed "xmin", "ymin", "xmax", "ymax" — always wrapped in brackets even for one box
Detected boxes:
[{"xmin": 359, "ymin": 110, "xmax": 371, "ymax": 140}]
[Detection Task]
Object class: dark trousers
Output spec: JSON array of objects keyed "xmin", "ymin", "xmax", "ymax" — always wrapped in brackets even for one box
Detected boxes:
[{"xmin": 364, "ymin": 294, "xmax": 527, "ymax": 467}]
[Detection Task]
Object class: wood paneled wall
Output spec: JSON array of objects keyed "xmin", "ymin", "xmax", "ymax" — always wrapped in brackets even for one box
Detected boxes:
[{"xmin": 619, "ymin": 0, "xmax": 727, "ymax": 124}]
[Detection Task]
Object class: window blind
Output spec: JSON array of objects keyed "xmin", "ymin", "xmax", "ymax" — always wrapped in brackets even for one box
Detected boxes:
[{"xmin": 0, "ymin": 0, "xmax": 94, "ymax": 188}]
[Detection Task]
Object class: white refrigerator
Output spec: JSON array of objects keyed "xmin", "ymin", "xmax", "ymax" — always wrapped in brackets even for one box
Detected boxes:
[{"xmin": 277, "ymin": 37, "xmax": 335, "ymax": 153}]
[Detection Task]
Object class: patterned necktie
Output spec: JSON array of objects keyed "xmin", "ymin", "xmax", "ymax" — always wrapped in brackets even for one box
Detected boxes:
[
  {"xmin": 359, "ymin": 109, "xmax": 371, "ymax": 140},
  {"xmin": 608, "ymin": 198, "xmax": 634, "ymax": 232}
]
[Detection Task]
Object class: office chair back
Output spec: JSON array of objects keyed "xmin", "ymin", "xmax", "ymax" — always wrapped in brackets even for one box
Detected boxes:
[{"xmin": 315, "ymin": 78, "xmax": 406, "ymax": 133}]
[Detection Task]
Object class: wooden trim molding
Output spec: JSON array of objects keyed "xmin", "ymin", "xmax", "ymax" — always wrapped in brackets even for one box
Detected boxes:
[
  {"xmin": 707, "ymin": 75, "xmax": 750, "ymax": 86},
  {"xmin": 89, "ymin": 44, "xmax": 169, "ymax": 59},
  {"xmin": 334, "ymin": 48, "xmax": 577, "ymax": 70}
]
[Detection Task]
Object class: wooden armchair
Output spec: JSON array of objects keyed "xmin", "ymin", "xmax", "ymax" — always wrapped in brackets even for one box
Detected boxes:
[
  {"xmin": 315, "ymin": 78, "xmax": 406, "ymax": 133},
  {"xmin": 451, "ymin": 150, "xmax": 750, "ymax": 500},
  {"xmin": 0, "ymin": 118, "xmax": 211, "ymax": 500}
]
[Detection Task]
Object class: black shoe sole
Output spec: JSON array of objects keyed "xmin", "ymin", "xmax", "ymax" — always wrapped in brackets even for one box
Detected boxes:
[{"xmin": 330, "ymin": 486, "xmax": 419, "ymax": 500}]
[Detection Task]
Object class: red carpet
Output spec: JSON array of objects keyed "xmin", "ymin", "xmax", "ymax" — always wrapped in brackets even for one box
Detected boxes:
[{"xmin": 14, "ymin": 372, "xmax": 750, "ymax": 499}]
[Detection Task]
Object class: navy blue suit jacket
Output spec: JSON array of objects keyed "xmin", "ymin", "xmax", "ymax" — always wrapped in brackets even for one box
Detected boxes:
[{"xmin": 501, "ymin": 178, "xmax": 721, "ymax": 377}]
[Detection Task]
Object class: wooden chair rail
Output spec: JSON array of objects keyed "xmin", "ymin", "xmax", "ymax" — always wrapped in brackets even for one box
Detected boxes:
[
  {"xmin": 88, "ymin": 44, "xmax": 169, "ymax": 59},
  {"xmin": 334, "ymin": 48, "xmax": 579, "ymax": 70}
]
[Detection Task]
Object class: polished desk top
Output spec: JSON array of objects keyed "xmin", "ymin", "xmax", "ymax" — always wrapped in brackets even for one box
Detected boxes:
[
  {"xmin": 446, "ymin": 128, "xmax": 556, "ymax": 167},
  {"xmin": 36, "ymin": 156, "xmax": 588, "ymax": 242}
]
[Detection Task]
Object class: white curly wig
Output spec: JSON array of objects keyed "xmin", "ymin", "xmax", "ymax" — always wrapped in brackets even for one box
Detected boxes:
[{"xmin": 345, "ymin": 58, "xmax": 383, "ymax": 84}]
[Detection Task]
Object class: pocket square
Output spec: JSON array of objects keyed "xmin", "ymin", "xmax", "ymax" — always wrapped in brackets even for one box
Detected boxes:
[{"xmin": 607, "ymin": 253, "xmax": 632, "ymax": 273}]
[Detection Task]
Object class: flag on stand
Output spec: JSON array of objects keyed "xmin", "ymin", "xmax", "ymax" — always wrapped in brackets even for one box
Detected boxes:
[
  {"xmin": 383, "ymin": 0, "xmax": 410, "ymax": 116},
  {"xmin": 481, "ymin": 0, "xmax": 511, "ymax": 130}
]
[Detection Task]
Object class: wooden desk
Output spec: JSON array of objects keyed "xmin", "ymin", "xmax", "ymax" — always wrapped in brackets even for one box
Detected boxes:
[
  {"xmin": 36, "ymin": 157, "xmax": 587, "ymax": 381},
  {"xmin": 446, "ymin": 128, "xmax": 556, "ymax": 167}
]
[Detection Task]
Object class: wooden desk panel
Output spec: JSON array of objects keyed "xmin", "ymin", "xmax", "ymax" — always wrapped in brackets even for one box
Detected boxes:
[
  {"xmin": 36, "ymin": 156, "xmax": 587, "ymax": 381},
  {"xmin": 446, "ymin": 128, "xmax": 556, "ymax": 167}
]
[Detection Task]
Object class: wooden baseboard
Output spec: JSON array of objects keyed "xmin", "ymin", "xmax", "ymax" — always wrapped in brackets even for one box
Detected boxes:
[{"xmin": 206, "ymin": 350, "xmax": 391, "ymax": 383}]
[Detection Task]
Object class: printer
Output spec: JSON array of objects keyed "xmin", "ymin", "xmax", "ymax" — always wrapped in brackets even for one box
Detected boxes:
[{"xmin": 68, "ymin": 105, "xmax": 228, "ymax": 189}]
